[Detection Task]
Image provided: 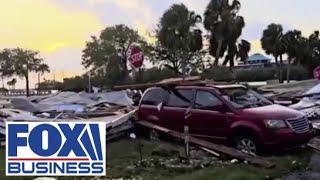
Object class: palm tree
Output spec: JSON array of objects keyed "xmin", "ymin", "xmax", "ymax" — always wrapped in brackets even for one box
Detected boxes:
[
  {"xmin": 283, "ymin": 30, "xmax": 302, "ymax": 82},
  {"xmin": 222, "ymin": 39, "xmax": 251, "ymax": 66},
  {"xmin": 237, "ymin": 40, "xmax": 251, "ymax": 63},
  {"xmin": 11, "ymin": 78, "xmax": 16, "ymax": 90},
  {"xmin": 204, "ymin": 0, "xmax": 245, "ymax": 66},
  {"xmin": 261, "ymin": 23, "xmax": 286, "ymax": 83},
  {"xmin": 36, "ymin": 64, "xmax": 50, "ymax": 89}
]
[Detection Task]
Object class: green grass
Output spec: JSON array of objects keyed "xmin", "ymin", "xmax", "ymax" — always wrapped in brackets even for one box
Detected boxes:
[
  {"xmin": 0, "ymin": 139, "xmax": 315, "ymax": 180},
  {"xmin": 170, "ymin": 148, "xmax": 313, "ymax": 180}
]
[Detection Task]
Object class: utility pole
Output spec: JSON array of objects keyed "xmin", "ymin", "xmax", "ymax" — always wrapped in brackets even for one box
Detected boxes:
[
  {"xmin": 53, "ymin": 70, "xmax": 55, "ymax": 82},
  {"xmin": 62, "ymin": 71, "xmax": 65, "ymax": 81},
  {"xmin": 37, "ymin": 73, "xmax": 40, "ymax": 90},
  {"xmin": 88, "ymin": 73, "xmax": 91, "ymax": 94},
  {"xmin": 182, "ymin": 33, "xmax": 190, "ymax": 157}
]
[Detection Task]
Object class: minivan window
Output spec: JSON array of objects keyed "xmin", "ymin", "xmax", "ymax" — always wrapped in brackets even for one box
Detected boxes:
[
  {"xmin": 220, "ymin": 88, "xmax": 272, "ymax": 109},
  {"xmin": 141, "ymin": 88, "xmax": 167, "ymax": 105},
  {"xmin": 195, "ymin": 90, "xmax": 223, "ymax": 110},
  {"xmin": 166, "ymin": 89, "xmax": 193, "ymax": 108}
]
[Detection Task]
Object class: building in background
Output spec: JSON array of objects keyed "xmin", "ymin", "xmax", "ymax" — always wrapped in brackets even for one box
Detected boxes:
[
  {"xmin": 246, "ymin": 53, "xmax": 272, "ymax": 65},
  {"xmin": 236, "ymin": 53, "xmax": 273, "ymax": 70}
]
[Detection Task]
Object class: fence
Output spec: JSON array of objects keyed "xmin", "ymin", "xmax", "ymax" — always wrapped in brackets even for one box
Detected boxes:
[{"xmin": 0, "ymin": 89, "xmax": 55, "ymax": 96}]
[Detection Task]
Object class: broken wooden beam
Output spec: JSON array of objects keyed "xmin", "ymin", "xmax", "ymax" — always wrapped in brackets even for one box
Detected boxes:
[
  {"xmin": 136, "ymin": 120, "xmax": 275, "ymax": 168},
  {"xmin": 112, "ymin": 76, "xmax": 201, "ymax": 90}
]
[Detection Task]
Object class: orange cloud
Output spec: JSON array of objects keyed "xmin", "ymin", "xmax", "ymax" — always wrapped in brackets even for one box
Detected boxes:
[
  {"xmin": 87, "ymin": 0, "xmax": 156, "ymax": 36},
  {"xmin": 0, "ymin": 0, "xmax": 103, "ymax": 53},
  {"xmin": 249, "ymin": 40, "xmax": 264, "ymax": 54}
]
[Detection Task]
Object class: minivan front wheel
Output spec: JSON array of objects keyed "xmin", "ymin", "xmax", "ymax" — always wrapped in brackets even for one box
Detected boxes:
[{"xmin": 234, "ymin": 135, "xmax": 258, "ymax": 156}]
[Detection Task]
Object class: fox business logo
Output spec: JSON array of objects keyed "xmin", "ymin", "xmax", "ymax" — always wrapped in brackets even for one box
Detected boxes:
[{"xmin": 6, "ymin": 122, "xmax": 106, "ymax": 176}]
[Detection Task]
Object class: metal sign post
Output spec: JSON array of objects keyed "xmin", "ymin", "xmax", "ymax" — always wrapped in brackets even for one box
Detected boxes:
[{"xmin": 184, "ymin": 125, "xmax": 189, "ymax": 157}]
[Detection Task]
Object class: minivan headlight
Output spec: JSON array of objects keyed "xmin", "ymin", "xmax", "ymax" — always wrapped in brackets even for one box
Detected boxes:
[{"xmin": 264, "ymin": 120, "xmax": 287, "ymax": 129}]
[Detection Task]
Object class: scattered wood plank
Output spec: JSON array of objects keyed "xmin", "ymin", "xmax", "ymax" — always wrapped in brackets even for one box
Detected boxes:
[
  {"xmin": 200, "ymin": 147, "xmax": 220, "ymax": 157},
  {"xmin": 76, "ymin": 112, "xmax": 117, "ymax": 118},
  {"xmin": 136, "ymin": 120, "xmax": 275, "ymax": 168},
  {"xmin": 308, "ymin": 137, "xmax": 320, "ymax": 152}
]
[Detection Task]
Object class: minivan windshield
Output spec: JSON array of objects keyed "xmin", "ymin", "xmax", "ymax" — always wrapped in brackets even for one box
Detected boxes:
[{"xmin": 220, "ymin": 87, "xmax": 273, "ymax": 109}]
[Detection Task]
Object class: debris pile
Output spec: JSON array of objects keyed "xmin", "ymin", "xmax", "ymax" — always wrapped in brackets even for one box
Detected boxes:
[
  {"xmin": 0, "ymin": 90, "xmax": 140, "ymax": 146},
  {"xmin": 259, "ymin": 79, "xmax": 320, "ymax": 132},
  {"xmin": 283, "ymin": 154, "xmax": 320, "ymax": 180},
  {"xmin": 258, "ymin": 79, "xmax": 319, "ymax": 101},
  {"xmin": 111, "ymin": 147, "xmax": 225, "ymax": 180}
]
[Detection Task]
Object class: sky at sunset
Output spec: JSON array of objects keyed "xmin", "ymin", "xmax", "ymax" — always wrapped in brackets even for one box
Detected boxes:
[{"xmin": 0, "ymin": 0, "xmax": 319, "ymax": 88}]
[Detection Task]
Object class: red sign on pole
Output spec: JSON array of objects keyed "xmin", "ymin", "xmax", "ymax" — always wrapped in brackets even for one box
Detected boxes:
[
  {"xmin": 314, "ymin": 66, "xmax": 320, "ymax": 80},
  {"xmin": 128, "ymin": 46, "xmax": 144, "ymax": 68}
]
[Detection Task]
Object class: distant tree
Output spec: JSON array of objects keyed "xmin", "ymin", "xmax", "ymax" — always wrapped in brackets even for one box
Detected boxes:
[
  {"xmin": 261, "ymin": 24, "xmax": 286, "ymax": 83},
  {"xmin": 307, "ymin": 30, "xmax": 320, "ymax": 73},
  {"xmin": 7, "ymin": 78, "xmax": 17, "ymax": 90},
  {"xmin": 139, "ymin": 67, "xmax": 177, "ymax": 83},
  {"xmin": 103, "ymin": 55, "xmax": 127, "ymax": 87},
  {"xmin": 11, "ymin": 78, "xmax": 17, "ymax": 90},
  {"xmin": 37, "ymin": 80, "xmax": 63, "ymax": 90},
  {"xmin": 204, "ymin": 0, "xmax": 247, "ymax": 67},
  {"xmin": 6, "ymin": 80, "xmax": 11, "ymax": 90},
  {"xmin": 309, "ymin": 30, "xmax": 319, "ymax": 42},
  {"xmin": 150, "ymin": 41, "xmax": 205, "ymax": 75},
  {"xmin": 0, "ymin": 49, "xmax": 15, "ymax": 88},
  {"xmin": 0, "ymin": 87, "xmax": 8, "ymax": 94},
  {"xmin": 82, "ymin": 25, "xmax": 149, "ymax": 83},
  {"xmin": 61, "ymin": 76, "xmax": 87, "ymax": 92},
  {"xmin": 9, "ymin": 48, "xmax": 50, "ymax": 96},
  {"xmin": 153, "ymin": 3, "xmax": 203, "ymax": 77}
]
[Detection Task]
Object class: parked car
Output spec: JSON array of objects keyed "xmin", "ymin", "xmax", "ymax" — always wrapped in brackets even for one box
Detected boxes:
[{"xmin": 137, "ymin": 84, "xmax": 315, "ymax": 154}]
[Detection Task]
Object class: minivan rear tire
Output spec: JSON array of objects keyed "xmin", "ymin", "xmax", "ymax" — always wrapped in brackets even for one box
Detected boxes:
[{"xmin": 233, "ymin": 135, "xmax": 259, "ymax": 156}]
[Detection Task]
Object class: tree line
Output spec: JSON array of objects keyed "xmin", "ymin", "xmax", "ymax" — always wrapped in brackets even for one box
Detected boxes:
[
  {"xmin": 77, "ymin": 0, "xmax": 320, "ymax": 89},
  {"xmin": 261, "ymin": 25, "xmax": 320, "ymax": 83},
  {"xmin": 1, "ymin": 0, "xmax": 320, "ymax": 94}
]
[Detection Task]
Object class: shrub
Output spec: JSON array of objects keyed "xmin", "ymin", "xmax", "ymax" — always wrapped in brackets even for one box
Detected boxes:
[
  {"xmin": 235, "ymin": 69, "xmax": 276, "ymax": 82},
  {"xmin": 282, "ymin": 65, "xmax": 309, "ymax": 81},
  {"xmin": 201, "ymin": 67, "xmax": 233, "ymax": 81}
]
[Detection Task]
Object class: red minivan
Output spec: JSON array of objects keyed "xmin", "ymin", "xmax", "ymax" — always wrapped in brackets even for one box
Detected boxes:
[{"xmin": 137, "ymin": 84, "xmax": 315, "ymax": 154}]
